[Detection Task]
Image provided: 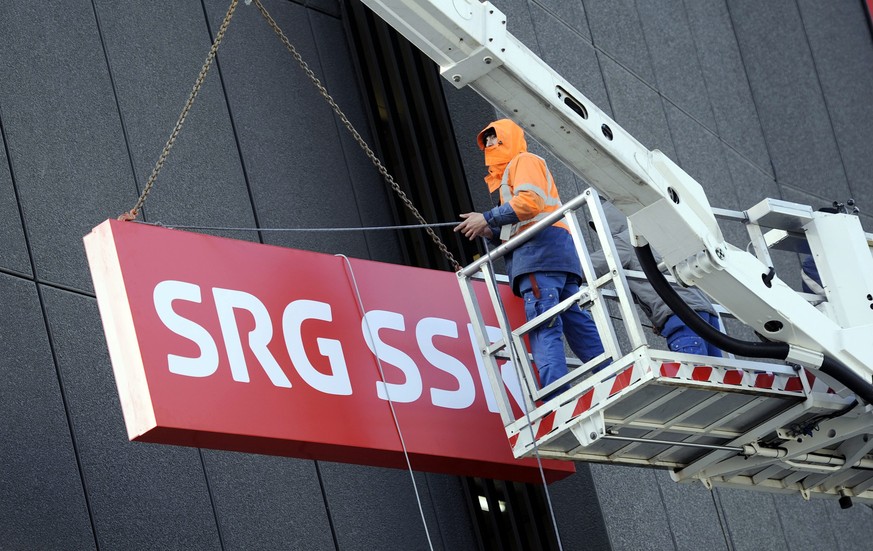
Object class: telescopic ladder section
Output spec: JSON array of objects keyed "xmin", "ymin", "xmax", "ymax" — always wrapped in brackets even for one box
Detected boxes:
[{"xmin": 457, "ymin": 189, "xmax": 873, "ymax": 504}]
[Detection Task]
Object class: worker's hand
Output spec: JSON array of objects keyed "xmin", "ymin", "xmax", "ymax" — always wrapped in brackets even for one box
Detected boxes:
[{"xmin": 454, "ymin": 212, "xmax": 493, "ymax": 240}]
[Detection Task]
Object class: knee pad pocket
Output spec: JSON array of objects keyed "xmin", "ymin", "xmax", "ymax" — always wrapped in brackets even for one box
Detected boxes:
[
  {"xmin": 669, "ymin": 334, "xmax": 706, "ymax": 355},
  {"xmin": 524, "ymin": 287, "xmax": 559, "ymax": 319}
]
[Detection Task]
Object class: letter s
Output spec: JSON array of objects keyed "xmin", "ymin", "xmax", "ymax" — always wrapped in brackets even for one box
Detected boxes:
[
  {"xmin": 417, "ymin": 317, "xmax": 474, "ymax": 409},
  {"xmin": 362, "ymin": 310, "xmax": 422, "ymax": 403},
  {"xmin": 153, "ymin": 280, "xmax": 218, "ymax": 377}
]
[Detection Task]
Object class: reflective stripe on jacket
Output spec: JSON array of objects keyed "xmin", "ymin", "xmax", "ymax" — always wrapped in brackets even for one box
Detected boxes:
[{"xmin": 496, "ymin": 152, "xmax": 568, "ymax": 240}]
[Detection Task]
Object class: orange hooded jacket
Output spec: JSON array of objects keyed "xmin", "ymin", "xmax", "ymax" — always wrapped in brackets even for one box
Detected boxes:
[{"xmin": 477, "ymin": 119, "xmax": 569, "ymax": 239}]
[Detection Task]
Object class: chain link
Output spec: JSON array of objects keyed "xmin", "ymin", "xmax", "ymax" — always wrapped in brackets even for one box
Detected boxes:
[
  {"xmin": 252, "ymin": 0, "xmax": 461, "ymax": 271},
  {"xmin": 121, "ymin": 0, "xmax": 240, "ymax": 220},
  {"xmin": 122, "ymin": 0, "xmax": 462, "ymax": 271}
]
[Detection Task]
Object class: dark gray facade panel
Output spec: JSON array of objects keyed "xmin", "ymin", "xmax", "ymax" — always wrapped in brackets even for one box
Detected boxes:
[
  {"xmin": 589, "ymin": 464, "xmax": 676, "ymax": 551},
  {"xmin": 728, "ymin": 0, "xmax": 849, "ymax": 200},
  {"xmin": 722, "ymin": 140, "xmax": 781, "ymax": 211},
  {"xmin": 92, "ymin": 0, "xmax": 259, "ymax": 244},
  {"xmin": 0, "ymin": 130, "xmax": 31, "ymax": 276},
  {"xmin": 318, "ymin": 462, "xmax": 446, "ymax": 550},
  {"xmin": 201, "ymin": 451, "xmax": 336, "ymax": 551},
  {"xmin": 532, "ymin": 0, "xmax": 591, "ymax": 42},
  {"xmin": 305, "ymin": 0, "xmax": 341, "ymax": 18},
  {"xmin": 202, "ymin": 0, "xmax": 371, "ymax": 257},
  {"xmin": 636, "ymin": 0, "xmax": 717, "ymax": 131},
  {"xmin": 550, "ymin": 465, "xmax": 612, "ymax": 551},
  {"xmin": 0, "ymin": 1, "xmax": 139, "ymax": 292},
  {"xmin": 41, "ymin": 288, "xmax": 222, "ymax": 550},
  {"xmin": 822, "ymin": 498, "xmax": 873, "ymax": 551},
  {"xmin": 598, "ymin": 54, "xmax": 677, "ymax": 160},
  {"xmin": 772, "ymin": 495, "xmax": 840, "ymax": 551},
  {"xmin": 796, "ymin": 0, "xmax": 873, "ymax": 199},
  {"xmin": 421, "ymin": 473, "xmax": 479, "ymax": 551},
  {"xmin": 654, "ymin": 472, "xmax": 729, "ymax": 551},
  {"xmin": 683, "ymin": 0, "xmax": 772, "ymax": 176},
  {"xmin": 0, "ymin": 275, "xmax": 95, "ymax": 551},
  {"xmin": 581, "ymin": 0, "xmax": 656, "ymax": 85},
  {"xmin": 529, "ymin": 4, "xmax": 612, "ymax": 115},
  {"xmin": 308, "ymin": 8, "xmax": 405, "ymax": 264},
  {"xmin": 716, "ymin": 487, "xmax": 789, "ymax": 551}
]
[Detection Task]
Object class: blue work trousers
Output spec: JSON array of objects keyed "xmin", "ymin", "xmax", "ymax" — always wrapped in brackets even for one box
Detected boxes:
[
  {"xmin": 519, "ymin": 272, "xmax": 605, "ymax": 390},
  {"xmin": 662, "ymin": 312, "xmax": 723, "ymax": 357}
]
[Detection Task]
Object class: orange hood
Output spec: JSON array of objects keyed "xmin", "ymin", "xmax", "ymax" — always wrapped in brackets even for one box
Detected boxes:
[{"xmin": 477, "ymin": 119, "xmax": 528, "ymax": 193}]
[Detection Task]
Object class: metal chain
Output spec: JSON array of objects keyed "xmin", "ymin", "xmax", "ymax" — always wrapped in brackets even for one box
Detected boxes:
[
  {"xmin": 251, "ymin": 0, "xmax": 461, "ymax": 271},
  {"xmin": 121, "ymin": 0, "xmax": 240, "ymax": 221}
]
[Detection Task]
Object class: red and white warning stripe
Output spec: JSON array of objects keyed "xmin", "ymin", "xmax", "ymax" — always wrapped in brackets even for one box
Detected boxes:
[
  {"xmin": 656, "ymin": 361, "xmax": 806, "ymax": 395},
  {"xmin": 801, "ymin": 370, "xmax": 837, "ymax": 394},
  {"xmin": 509, "ymin": 362, "xmax": 649, "ymax": 456}
]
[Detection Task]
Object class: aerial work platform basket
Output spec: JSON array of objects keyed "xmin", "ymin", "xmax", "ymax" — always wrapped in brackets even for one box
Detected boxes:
[{"xmin": 457, "ymin": 189, "xmax": 873, "ymax": 504}]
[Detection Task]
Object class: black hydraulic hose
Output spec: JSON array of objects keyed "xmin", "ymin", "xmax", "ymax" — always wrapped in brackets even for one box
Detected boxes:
[
  {"xmin": 635, "ymin": 243, "xmax": 788, "ymax": 359},
  {"xmin": 634, "ymin": 244, "xmax": 873, "ymax": 405}
]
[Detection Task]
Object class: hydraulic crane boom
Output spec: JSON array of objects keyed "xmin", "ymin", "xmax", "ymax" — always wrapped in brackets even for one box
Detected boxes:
[{"xmin": 360, "ymin": 0, "xmax": 873, "ymax": 401}]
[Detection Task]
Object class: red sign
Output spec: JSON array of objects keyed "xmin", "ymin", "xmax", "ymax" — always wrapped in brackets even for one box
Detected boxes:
[{"xmin": 84, "ymin": 220, "xmax": 573, "ymax": 483}]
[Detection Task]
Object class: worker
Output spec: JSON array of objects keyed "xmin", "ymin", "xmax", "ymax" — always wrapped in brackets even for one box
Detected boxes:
[
  {"xmin": 454, "ymin": 119, "xmax": 605, "ymax": 394},
  {"xmin": 800, "ymin": 255, "xmax": 824, "ymax": 297},
  {"xmin": 588, "ymin": 201, "xmax": 722, "ymax": 357}
]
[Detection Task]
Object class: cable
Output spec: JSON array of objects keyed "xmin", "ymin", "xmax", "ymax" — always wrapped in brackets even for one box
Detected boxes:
[
  {"xmin": 479, "ymin": 237, "xmax": 565, "ymax": 551},
  {"xmin": 130, "ymin": 220, "xmax": 457, "ymax": 232},
  {"xmin": 337, "ymin": 254, "xmax": 435, "ymax": 551},
  {"xmin": 121, "ymin": 0, "xmax": 240, "ymax": 220},
  {"xmin": 633, "ymin": 243, "xmax": 873, "ymax": 405}
]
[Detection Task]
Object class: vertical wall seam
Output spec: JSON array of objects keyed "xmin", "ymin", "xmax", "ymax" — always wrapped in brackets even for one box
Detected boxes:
[
  {"xmin": 314, "ymin": 461, "xmax": 342, "ymax": 551},
  {"xmin": 198, "ymin": 450, "xmax": 227, "ymax": 551},
  {"xmin": 89, "ymin": 0, "xmax": 146, "ymax": 219},
  {"xmin": 305, "ymin": 5, "xmax": 375, "ymax": 261},
  {"xmin": 770, "ymin": 493, "xmax": 792, "ymax": 550},
  {"xmin": 200, "ymin": 0, "xmax": 265, "ymax": 245},
  {"xmin": 583, "ymin": 4, "xmax": 774, "ymax": 188},
  {"xmin": 422, "ymin": 473, "xmax": 447, "ymax": 551},
  {"xmin": 679, "ymin": 0, "xmax": 723, "ymax": 143},
  {"xmin": 723, "ymin": 0, "xmax": 782, "ymax": 197},
  {"xmin": 712, "ymin": 488, "xmax": 735, "ymax": 551},
  {"xmin": 652, "ymin": 474, "xmax": 681, "ymax": 551},
  {"xmin": 794, "ymin": 0, "xmax": 854, "ymax": 201},
  {"xmin": 0, "ymin": 91, "xmax": 102, "ymax": 551}
]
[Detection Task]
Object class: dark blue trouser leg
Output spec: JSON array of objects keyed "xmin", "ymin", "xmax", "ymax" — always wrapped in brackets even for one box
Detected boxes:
[{"xmin": 520, "ymin": 272, "xmax": 605, "ymax": 393}]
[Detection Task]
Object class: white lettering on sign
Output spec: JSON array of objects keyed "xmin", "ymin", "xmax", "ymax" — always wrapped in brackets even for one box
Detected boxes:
[
  {"xmin": 282, "ymin": 300, "xmax": 352, "ymax": 396},
  {"xmin": 153, "ymin": 280, "xmax": 522, "ymax": 412},
  {"xmin": 417, "ymin": 317, "xmax": 475, "ymax": 409},
  {"xmin": 362, "ymin": 310, "xmax": 423, "ymax": 403},
  {"xmin": 153, "ymin": 280, "xmax": 219, "ymax": 378},
  {"xmin": 213, "ymin": 288, "xmax": 292, "ymax": 388}
]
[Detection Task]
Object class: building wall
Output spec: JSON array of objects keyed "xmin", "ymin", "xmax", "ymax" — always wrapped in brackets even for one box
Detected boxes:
[{"xmin": 1, "ymin": 1, "xmax": 872, "ymax": 550}]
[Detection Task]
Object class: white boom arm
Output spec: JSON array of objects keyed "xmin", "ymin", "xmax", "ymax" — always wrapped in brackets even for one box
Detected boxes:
[{"xmin": 361, "ymin": 0, "xmax": 873, "ymax": 399}]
